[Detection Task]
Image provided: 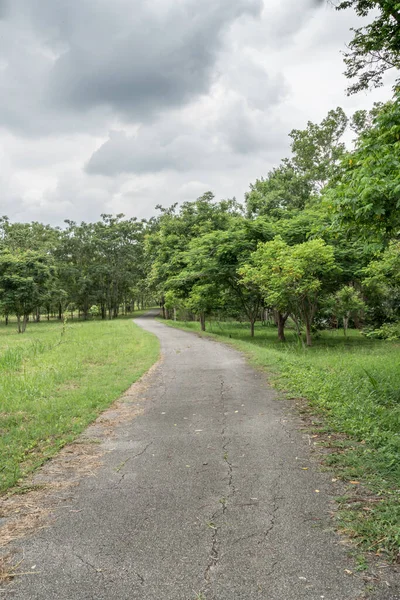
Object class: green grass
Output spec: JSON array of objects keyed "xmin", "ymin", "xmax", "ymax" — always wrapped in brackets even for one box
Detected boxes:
[
  {"xmin": 0, "ymin": 314, "xmax": 159, "ymax": 493},
  {"xmin": 162, "ymin": 318, "xmax": 400, "ymax": 561}
]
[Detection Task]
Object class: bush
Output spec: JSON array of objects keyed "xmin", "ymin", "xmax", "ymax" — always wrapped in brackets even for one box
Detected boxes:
[
  {"xmin": 364, "ymin": 321, "xmax": 400, "ymax": 340},
  {"xmin": 88, "ymin": 305, "xmax": 100, "ymax": 318}
]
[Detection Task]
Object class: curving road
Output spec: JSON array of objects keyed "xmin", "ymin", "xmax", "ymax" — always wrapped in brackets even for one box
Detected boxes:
[{"xmin": 5, "ymin": 313, "xmax": 367, "ymax": 599}]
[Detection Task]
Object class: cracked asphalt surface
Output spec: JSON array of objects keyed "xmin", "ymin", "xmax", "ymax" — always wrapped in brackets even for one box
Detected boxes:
[{"xmin": 6, "ymin": 312, "xmax": 368, "ymax": 599}]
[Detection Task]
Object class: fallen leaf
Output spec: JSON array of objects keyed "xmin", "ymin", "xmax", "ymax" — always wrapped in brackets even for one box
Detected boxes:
[
  {"xmin": 315, "ymin": 490, "xmax": 320, "ymax": 493},
  {"xmin": 344, "ymin": 569, "xmax": 353, "ymax": 575},
  {"xmin": 350, "ymin": 481, "xmax": 360, "ymax": 485}
]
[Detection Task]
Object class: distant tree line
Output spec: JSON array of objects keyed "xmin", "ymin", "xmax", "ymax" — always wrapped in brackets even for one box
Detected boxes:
[
  {"xmin": 1, "ymin": 93, "xmax": 399, "ymax": 340},
  {"xmin": 0, "ymin": 215, "xmax": 153, "ymax": 332},
  {"xmin": 1, "ymin": 0, "xmax": 399, "ymax": 340}
]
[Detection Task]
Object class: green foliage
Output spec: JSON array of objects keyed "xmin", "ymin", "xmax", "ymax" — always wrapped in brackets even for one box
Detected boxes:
[
  {"xmin": 335, "ymin": 0, "xmax": 400, "ymax": 94},
  {"xmin": 245, "ymin": 160, "xmax": 312, "ymax": 218},
  {"xmin": 362, "ymin": 240, "xmax": 400, "ymax": 324},
  {"xmin": 89, "ymin": 305, "xmax": 100, "ymax": 317},
  {"xmin": 289, "ymin": 107, "xmax": 348, "ymax": 191},
  {"xmin": 242, "ymin": 237, "xmax": 337, "ymax": 345},
  {"xmin": 364, "ymin": 321, "xmax": 400, "ymax": 339},
  {"xmin": 332, "ymin": 286, "xmax": 365, "ymax": 335},
  {"xmin": 0, "ymin": 250, "xmax": 53, "ymax": 332},
  {"xmin": 330, "ymin": 93, "xmax": 400, "ymax": 241}
]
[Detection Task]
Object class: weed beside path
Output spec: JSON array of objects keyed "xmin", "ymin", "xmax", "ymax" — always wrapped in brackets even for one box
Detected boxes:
[
  {"xmin": 0, "ymin": 316, "xmax": 159, "ymax": 493},
  {"xmin": 161, "ymin": 319, "xmax": 400, "ymax": 563}
]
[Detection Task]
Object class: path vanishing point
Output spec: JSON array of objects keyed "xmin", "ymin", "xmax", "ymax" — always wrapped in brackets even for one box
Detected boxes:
[{"xmin": 4, "ymin": 312, "xmax": 379, "ymax": 599}]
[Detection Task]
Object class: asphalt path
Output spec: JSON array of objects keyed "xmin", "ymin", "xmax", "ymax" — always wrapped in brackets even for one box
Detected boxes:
[{"xmin": 5, "ymin": 312, "xmax": 369, "ymax": 599}]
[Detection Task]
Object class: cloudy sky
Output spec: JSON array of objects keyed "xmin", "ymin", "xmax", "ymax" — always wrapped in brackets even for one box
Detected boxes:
[{"xmin": 0, "ymin": 0, "xmax": 393, "ymax": 225}]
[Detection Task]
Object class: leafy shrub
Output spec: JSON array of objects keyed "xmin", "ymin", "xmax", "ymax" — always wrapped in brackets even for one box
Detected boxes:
[
  {"xmin": 364, "ymin": 322, "xmax": 400, "ymax": 340},
  {"xmin": 88, "ymin": 305, "xmax": 100, "ymax": 318}
]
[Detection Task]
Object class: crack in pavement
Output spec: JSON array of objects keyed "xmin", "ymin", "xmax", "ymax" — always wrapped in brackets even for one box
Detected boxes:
[
  {"xmin": 135, "ymin": 571, "xmax": 145, "ymax": 585},
  {"xmin": 74, "ymin": 553, "xmax": 103, "ymax": 575},
  {"xmin": 220, "ymin": 379, "xmax": 236, "ymax": 506},
  {"xmin": 203, "ymin": 378, "xmax": 236, "ymax": 593},
  {"xmin": 262, "ymin": 493, "xmax": 284, "ymax": 543},
  {"xmin": 204, "ymin": 523, "xmax": 219, "ymax": 584},
  {"xmin": 115, "ymin": 441, "xmax": 154, "ymax": 486}
]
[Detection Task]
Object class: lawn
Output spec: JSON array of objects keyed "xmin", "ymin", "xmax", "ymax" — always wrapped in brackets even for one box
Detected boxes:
[
  {"xmin": 162, "ymin": 318, "xmax": 400, "ymax": 561},
  {"xmin": 0, "ymin": 315, "xmax": 159, "ymax": 493}
]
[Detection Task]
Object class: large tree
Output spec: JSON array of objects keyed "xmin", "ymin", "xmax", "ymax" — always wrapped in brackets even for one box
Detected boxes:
[
  {"xmin": 335, "ymin": 0, "xmax": 400, "ymax": 94},
  {"xmin": 329, "ymin": 93, "xmax": 400, "ymax": 243},
  {"xmin": 0, "ymin": 250, "xmax": 53, "ymax": 333},
  {"xmin": 242, "ymin": 237, "xmax": 338, "ymax": 346}
]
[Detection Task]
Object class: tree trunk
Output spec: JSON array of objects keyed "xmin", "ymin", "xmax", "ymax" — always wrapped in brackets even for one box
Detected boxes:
[
  {"xmin": 200, "ymin": 312, "xmax": 206, "ymax": 332},
  {"xmin": 343, "ymin": 316, "xmax": 349, "ymax": 336},
  {"xmin": 17, "ymin": 315, "xmax": 22, "ymax": 333},
  {"xmin": 58, "ymin": 303, "xmax": 62, "ymax": 320},
  {"xmin": 21, "ymin": 315, "xmax": 28, "ymax": 333},
  {"xmin": 250, "ymin": 318, "xmax": 255, "ymax": 338},
  {"xmin": 162, "ymin": 304, "xmax": 166, "ymax": 319},
  {"xmin": 277, "ymin": 312, "xmax": 287, "ymax": 342},
  {"xmin": 5, "ymin": 315, "xmax": 8, "ymax": 326},
  {"xmin": 305, "ymin": 317, "xmax": 312, "ymax": 347}
]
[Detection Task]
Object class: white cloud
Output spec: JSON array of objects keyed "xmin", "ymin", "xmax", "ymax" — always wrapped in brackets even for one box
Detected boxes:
[{"xmin": 0, "ymin": 0, "xmax": 396, "ymax": 225}]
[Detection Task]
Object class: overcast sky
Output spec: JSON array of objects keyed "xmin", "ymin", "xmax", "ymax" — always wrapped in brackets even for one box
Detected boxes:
[{"xmin": 0, "ymin": 0, "xmax": 393, "ymax": 225}]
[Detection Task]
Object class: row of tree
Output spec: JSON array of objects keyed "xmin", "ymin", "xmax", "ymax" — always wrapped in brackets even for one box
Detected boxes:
[
  {"xmin": 147, "ymin": 91, "xmax": 400, "ymax": 345},
  {"xmin": 0, "ymin": 92, "xmax": 399, "ymax": 341},
  {"xmin": 1, "ymin": 0, "xmax": 399, "ymax": 340},
  {"xmin": 0, "ymin": 215, "xmax": 152, "ymax": 332}
]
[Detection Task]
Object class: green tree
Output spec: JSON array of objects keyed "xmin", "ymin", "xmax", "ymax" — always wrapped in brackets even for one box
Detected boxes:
[
  {"xmin": 242, "ymin": 237, "xmax": 337, "ymax": 345},
  {"xmin": 362, "ymin": 241, "xmax": 400, "ymax": 323},
  {"xmin": 240, "ymin": 237, "xmax": 291, "ymax": 341},
  {"xmin": 335, "ymin": 0, "xmax": 400, "ymax": 94},
  {"xmin": 329, "ymin": 94, "xmax": 400, "ymax": 243},
  {"xmin": 0, "ymin": 250, "xmax": 52, "ymax": 332},
  {"xmin": 245, "ymin": 160, "xmax": 312, "ymax": 218},
  {"xmin": 289, "ymin": 107, "xmax": 348, "ymax": 192},
  {"xmin": 146, "ymin": 193, "xmax": 243, "ymax": 318},
  {"xmin": 333, "ymin": 285, "xmax": 365, "ymax": 335}
]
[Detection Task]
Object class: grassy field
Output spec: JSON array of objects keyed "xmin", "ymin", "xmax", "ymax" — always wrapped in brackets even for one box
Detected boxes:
[
  {"xmin": 162, "ymin": 318, "xmax": 400, "ymax": 562},
  {"xmin": 0, "ymin": 314, "xmax": 159, "ymax": 493}
]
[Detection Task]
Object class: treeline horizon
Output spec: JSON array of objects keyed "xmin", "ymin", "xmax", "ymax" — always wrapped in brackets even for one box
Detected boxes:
[{"xmin": 1, "ymin": 88, "xmax": 399, "ymax": 344}]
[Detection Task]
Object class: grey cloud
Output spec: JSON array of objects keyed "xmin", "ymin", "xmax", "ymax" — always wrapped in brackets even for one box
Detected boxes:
[
  {"xmin": 0, "ymin": 0, "xmax": 262, "ymax": 135},
  {"xmin": 85, "ymin": 89, "xmax": 288, "ymax": 177},
  {"xmin": 47, "ymin": 0, "xmax": 262, "ymax": 117},
  {"xmin": 85, "ymin": 128, "xmax": 225, "ymax": 176}
]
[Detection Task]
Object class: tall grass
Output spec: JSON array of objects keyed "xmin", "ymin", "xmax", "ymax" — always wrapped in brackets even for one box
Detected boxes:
[{"xmin": 0, "ymin": 316, "xmax": 159, "ymax": 492}]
